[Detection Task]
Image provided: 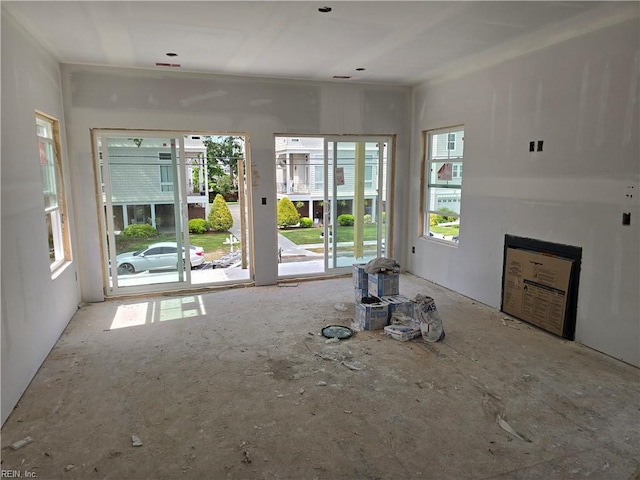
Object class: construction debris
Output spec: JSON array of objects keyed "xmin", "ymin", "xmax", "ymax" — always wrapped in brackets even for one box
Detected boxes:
[
  {"xmin": 131, "ymin": 435, "xmax": 143, "ymax": 447},
  {"xmin": 496, "ymin": 415, "xmax": 531, "ymax": 442},
  {"xmin": 334, "ymin": 303, "xmax": 348, "ymax": 312},
  {"xmin": 415, "ymin": 295, "xmax": 445, "ymax": 342},
  {"xmin": 341, "ymin": 361, "xmax": 364, "ymax": 371},
  {"xmin": 10, "ymin": 436, "xmax": 33, "ymax": 450}
]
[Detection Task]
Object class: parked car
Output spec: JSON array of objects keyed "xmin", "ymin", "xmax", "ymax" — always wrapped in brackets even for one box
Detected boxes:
[{"xmin": 116, "ymin": 242, "xmax": 205, "ymax": 274}]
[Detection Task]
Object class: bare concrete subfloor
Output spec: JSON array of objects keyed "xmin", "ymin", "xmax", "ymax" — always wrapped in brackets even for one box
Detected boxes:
[{"xmin": 2, "ymin": 274, "xmax": 639, "ymax": 480}]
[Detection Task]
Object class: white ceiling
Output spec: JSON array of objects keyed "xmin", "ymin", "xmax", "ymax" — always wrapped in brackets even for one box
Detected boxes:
[{"xmin": 3, "ymin": 1, "xmax": 639, "ymax": 86}]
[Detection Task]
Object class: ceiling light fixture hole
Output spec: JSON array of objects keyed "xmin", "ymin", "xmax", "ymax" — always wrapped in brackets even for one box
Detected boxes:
[
  {"xmin": 166, "ymin": 52, "xmax": 178, "ymax": 57},
  {"xmin": 356, "ymin": 67, "xmax": 365, "ymax": 71},
  {"xmin": 318, "ymin": 6, "xmax": 332, "ymax": 13}
]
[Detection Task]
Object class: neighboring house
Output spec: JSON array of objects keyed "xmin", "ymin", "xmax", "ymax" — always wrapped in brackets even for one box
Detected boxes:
[
  {"xmin": 429, "ymin": 130, "xmax": 464, "ymax": 214},
  {"xmin": 275, "ymin": 137, "xmax": 387, "ymax": 223},
  {"xmin": 101, "ymin": 136, "xmax": 209, "ymax": 232}
]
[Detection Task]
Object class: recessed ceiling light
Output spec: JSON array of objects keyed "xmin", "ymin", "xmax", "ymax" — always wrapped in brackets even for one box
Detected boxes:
[
  {"xmin": 356, "ymin": 67, "xmax": 366, "ymax": 71},
  {"xmin": 318, "ymin": 6, "xmax": 332, "ymax": 13},
  {"xmin": 166, "ymin": 52, "xmax": 178, "ymax": 57},
  {"xmin": 333, "ymin": 75, "xmax": 351, "ymax": 79}
]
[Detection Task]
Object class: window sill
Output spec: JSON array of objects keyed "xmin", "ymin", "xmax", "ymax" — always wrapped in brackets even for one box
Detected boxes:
[
  {"xmin": 51, "ymin": 260, "xmax": 73, "ymax": 281},
  {"xmin": 420, "ymin": 235, "xmax": 459, "ymax": 247}
]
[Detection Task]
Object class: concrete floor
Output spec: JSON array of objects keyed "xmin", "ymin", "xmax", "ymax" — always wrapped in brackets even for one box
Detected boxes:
[{"xmin": 2, "ymin": 274, "xmax": 638, "ymax": 480}]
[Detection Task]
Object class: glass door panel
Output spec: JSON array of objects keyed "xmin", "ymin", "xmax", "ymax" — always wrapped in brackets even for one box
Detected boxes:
[
  {"xmin": 324, "ymin": 138, "xmax": 389, "ymax": 271},
  {"xmin": 98, "ymin": 134, "xmax": 188, "ymax": 293}
]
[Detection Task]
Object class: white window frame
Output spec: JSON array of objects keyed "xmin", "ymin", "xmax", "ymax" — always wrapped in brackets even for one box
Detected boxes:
[
  {"xmin": 36, "ymin": 112, "xmax": 70, "ymax": 271},
  {"xmin": 422, "ymin": 126, "xmax": 464, "ymax": 243}
]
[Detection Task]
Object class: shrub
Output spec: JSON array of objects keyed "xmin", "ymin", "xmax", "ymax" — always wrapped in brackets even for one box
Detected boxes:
[
  {"xmin": 363, "ymin": 214, "xmax": 372, "ymax": 224},
  {"xmin": 208, "ymin": 194, "xmax": 233, "ymax": 232},
  {"xmin": 436, "ymin": 207, "xmax": 457, "ymax": 224},
  {"xmin": 299, "ymin": 217, "xmax": 313, "ymax": 228},
  {"xmin": 337, "ymin": 214, "xmax": 354, "ymax": 226},
  {"xmin": 430, "ymin": 214, "xmax": 438, "ymax": 226},
  {"xmin": 189, "ymin": 218, "xmax": 208, "ymax": 234},
  {"xmin": 277, "ymin": 197, "xmax": 300, "ymax": 227},
  {"xmin": 122, "ymin": 224, "xmax": 157, "ymax": 238}
]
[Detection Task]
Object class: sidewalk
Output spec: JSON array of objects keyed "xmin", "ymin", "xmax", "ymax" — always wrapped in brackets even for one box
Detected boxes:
[
  {"xmin": 228, "ymin": 203, "xmax": 321, "ymax": 260},
  {"xmin": 278, "ymin": 234, "xmax": 323, "ymax": 260}
]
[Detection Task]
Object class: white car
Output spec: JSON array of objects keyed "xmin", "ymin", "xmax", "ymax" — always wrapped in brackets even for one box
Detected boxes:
[{"xmin": 116, "ymin": 242, "xmax": 205, "ymax": 274}]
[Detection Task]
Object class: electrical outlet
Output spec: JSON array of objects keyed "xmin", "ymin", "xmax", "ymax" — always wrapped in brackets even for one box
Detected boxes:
[
  {"xmin": 625, "ymin": 185, "xmax": 635, "ymax": 200},
  {"xmin": 537, "ymin": 140, "xmax": 544, "ymax": 152},
  {"xmin": 261, "ymin": 197, "xmax": 267, "ymax": 205},
  {"xmin": 529, "ymin": 141, "xmax": 535, "ymax": 152},
  {"xmin": 412, "ymin": 246, "xmax": 415, "ymax": 254},
  {"xmin": 622, "ymin": 212, "xmax": 631, "ymax": 225}
]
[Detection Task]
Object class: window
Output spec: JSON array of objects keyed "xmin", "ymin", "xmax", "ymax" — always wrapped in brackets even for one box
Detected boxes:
[
  {"xmin": 364, "ymin": 165, "xmax": 374, "ymax": 190},
  {"xmin": 159, "ymin": 151, "xmax": 174, "ymax": 193},
  {"xmin": 36, "ymin": 113, "xmax": 70, "ymax": 270},
  {"xmin": 423, "ymin": 127, "xmax": 464, "ymax": 242},
  {"xmin": 159, "ymin": 152, "xmax": 174, "ymax": 192},
  {"xmin": 314, "ymin": 165, "xmax": 324, "ymax": 191},
  {"xmin": 447, "ymin": 133, "xmax": 456, "ymax": 150},
  {"xmin": 160, "ymin": 166, "xmax": 173, "ymax": 192}
]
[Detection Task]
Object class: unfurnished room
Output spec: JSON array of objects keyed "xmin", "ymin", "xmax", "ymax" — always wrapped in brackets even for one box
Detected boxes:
[{"xmin": 1, "ymin": 2, "xmax": 639, "ymax": 479}]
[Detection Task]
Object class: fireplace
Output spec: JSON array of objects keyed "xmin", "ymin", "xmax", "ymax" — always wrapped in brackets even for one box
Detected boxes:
[{"xmin": 501, "ymin": 235, "xmax": 582, "ymax": 340}]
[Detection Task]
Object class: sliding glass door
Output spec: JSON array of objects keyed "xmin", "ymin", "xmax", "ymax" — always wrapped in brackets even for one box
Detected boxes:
[
  {"xmin": 96, "ymin": 133, "xmax": 189, "ymax": 294},
  {"xmin": 324, "ymin": 137, "xmax": 389, "ymax": 272}
]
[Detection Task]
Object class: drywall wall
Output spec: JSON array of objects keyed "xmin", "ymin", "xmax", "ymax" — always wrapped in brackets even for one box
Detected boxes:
[
  {"xmin": 60, "ymin": 65, "xmax": 410, "ymax": 300},
  {"xmin": 1, "ymin": 12, "xmax": 81, "ymax": 425},
  {"xmin": 408, "ymin": 18, "xmax": 640, "ymax": 366}
]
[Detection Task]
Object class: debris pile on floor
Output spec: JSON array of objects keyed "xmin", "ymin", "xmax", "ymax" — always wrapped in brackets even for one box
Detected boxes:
[
  {"xmin": 351, "ymin": 259, "xmax": 445, "ymax": 342},
  {"xmin": 197, "ymin": 250, "xmax": 242, "ymax": 269}
]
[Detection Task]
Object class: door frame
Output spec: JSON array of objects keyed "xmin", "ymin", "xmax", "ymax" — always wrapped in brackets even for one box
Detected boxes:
[{"xmin": 91, "ymin": 128, "xmax": 254, "ymax": 297}]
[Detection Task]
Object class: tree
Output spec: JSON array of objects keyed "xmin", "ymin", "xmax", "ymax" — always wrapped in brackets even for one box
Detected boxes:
[
  {"xmin": 208, "ymin": 194, "xmax": 233, "ymax": 232},
  {"xmin": 212, "ymin": 175, "xmax": 234, "ymax": 197},
  {"xmin": 277, "ymin": 196, "xmax": 300, "ymax": 227},
  {"xmin": 203, "ymin": 135, "xmax": 244, "ymax": 187}
]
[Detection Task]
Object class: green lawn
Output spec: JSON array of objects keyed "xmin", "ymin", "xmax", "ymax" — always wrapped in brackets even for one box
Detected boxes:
[
  {"xmin": 115, "ymin": 232, "xmax": 238, "ymax": 256},
  {"xmin": 429, "ymin": 225, "xmax": 459, "ymax": 236},
  {"xmin": 279, "ymin": 224, "xmax": 384, "ymax": 245}
]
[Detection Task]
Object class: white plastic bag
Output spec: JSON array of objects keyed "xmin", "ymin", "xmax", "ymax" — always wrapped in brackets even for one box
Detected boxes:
[
  {"xmin": 414, "ymin": 295, "xmax": 445, "ymax": 342},
  {"xmin": 363, "ymin": 257, "xmax": 401, "ymax": 274}
]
